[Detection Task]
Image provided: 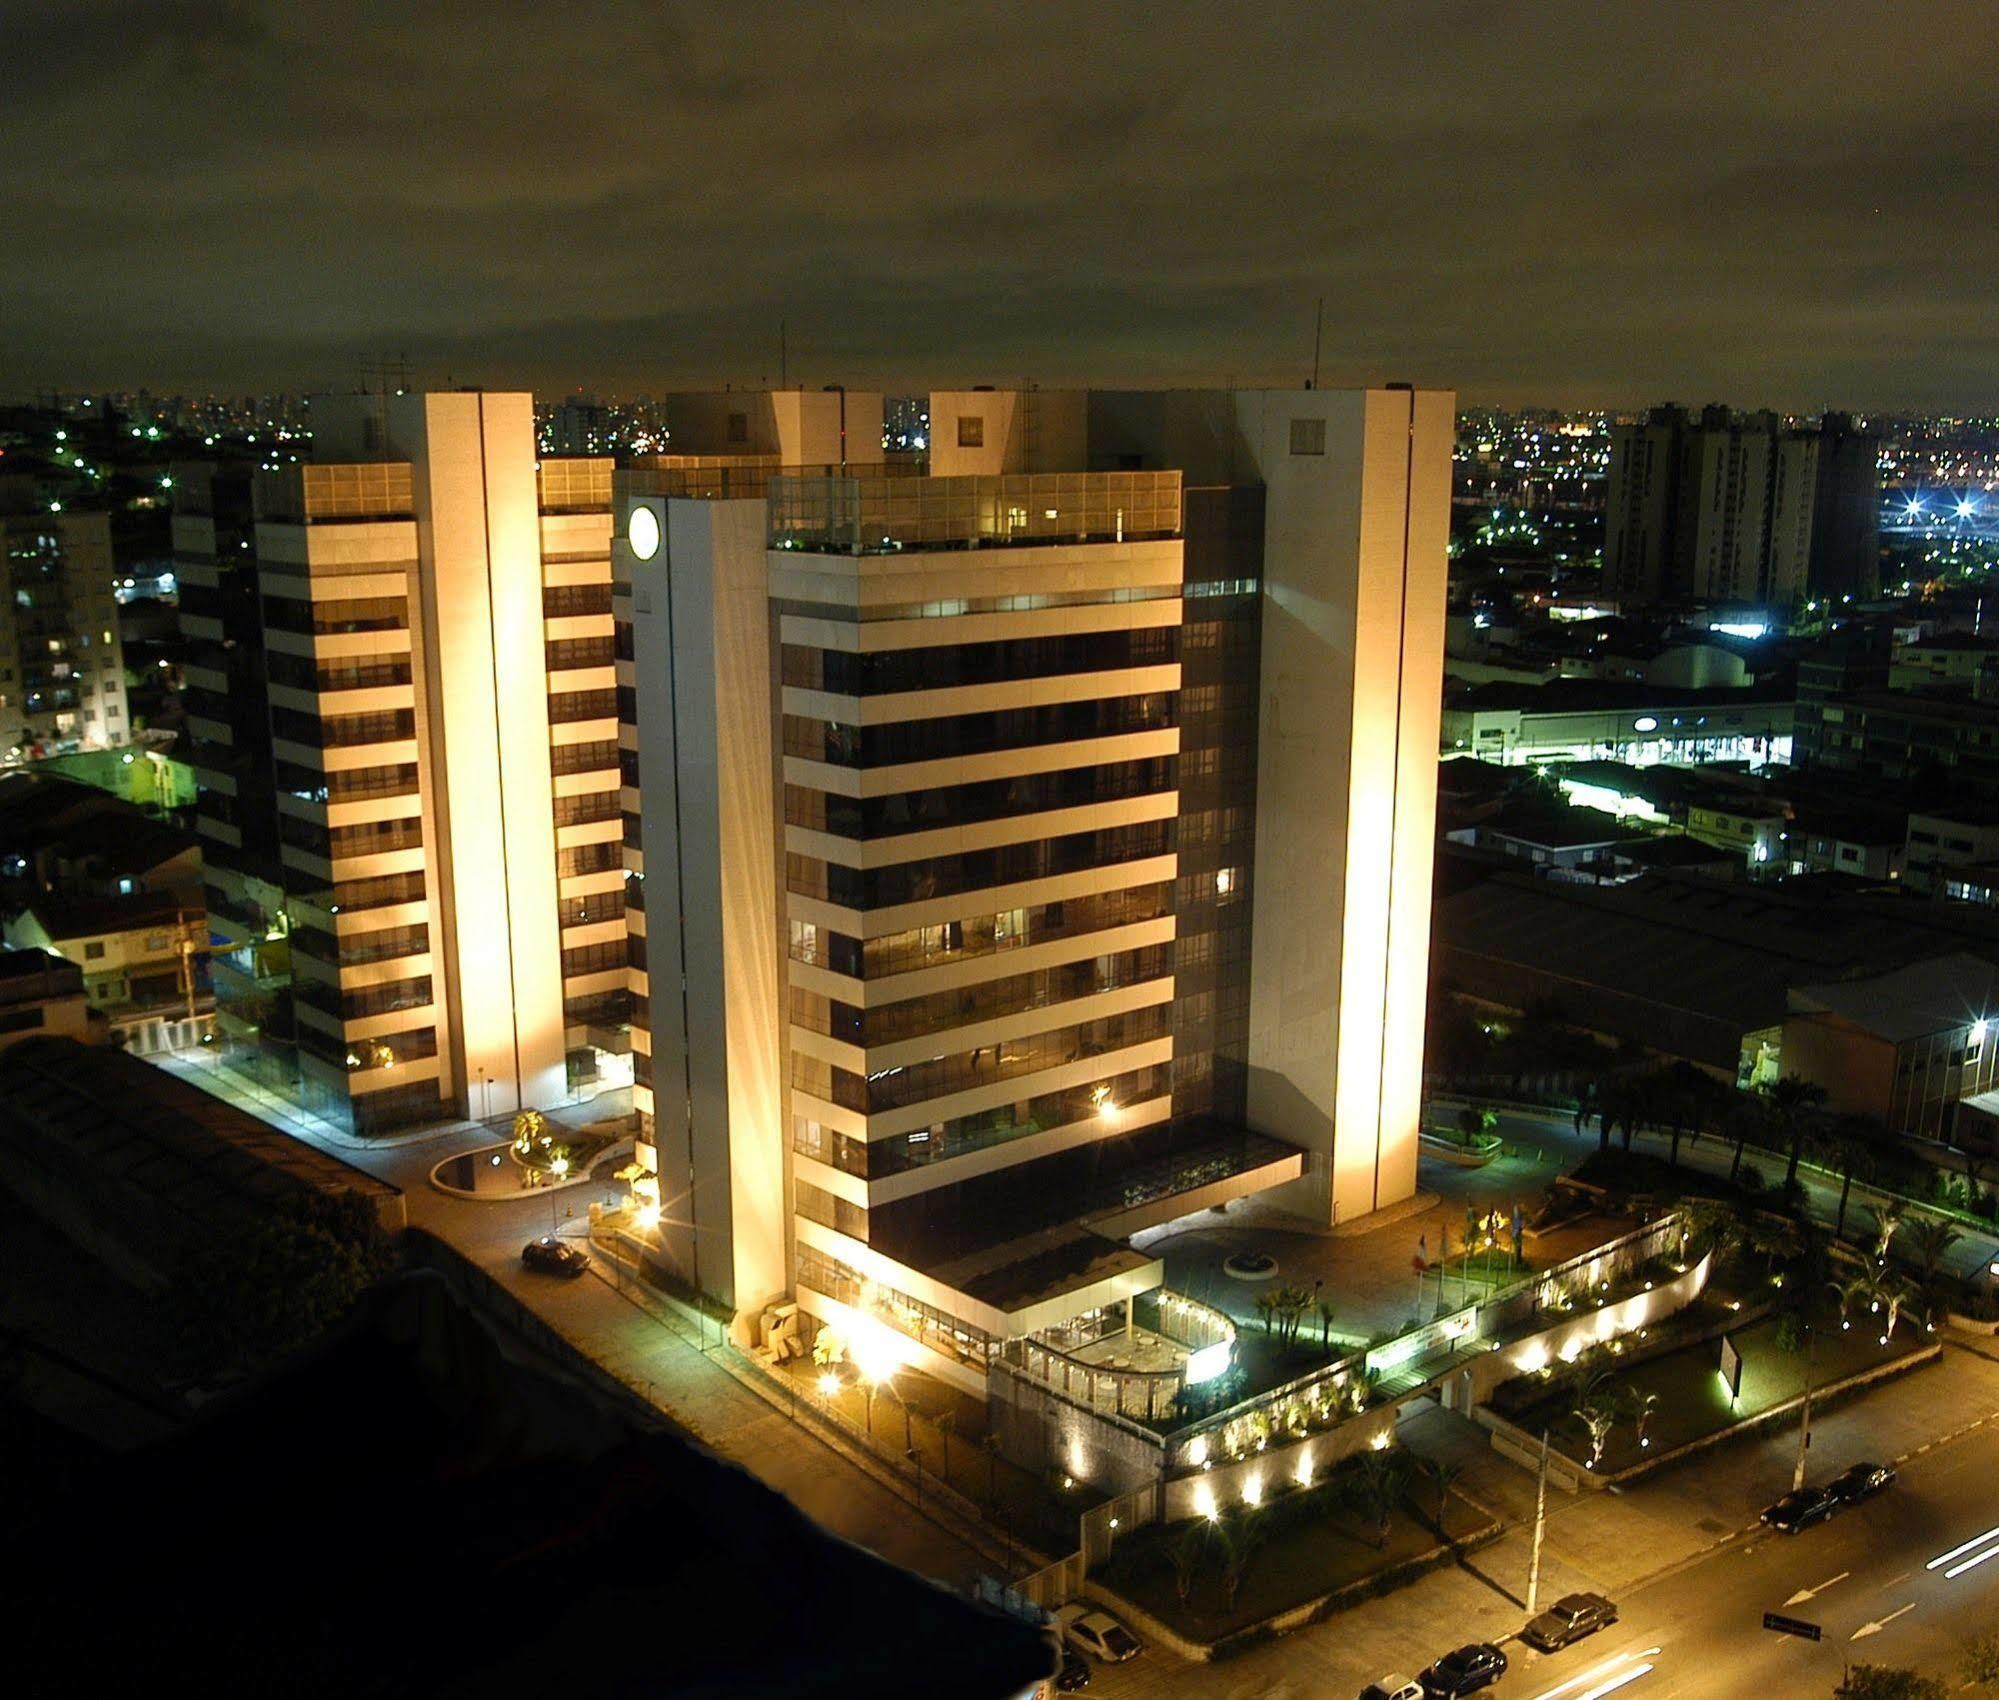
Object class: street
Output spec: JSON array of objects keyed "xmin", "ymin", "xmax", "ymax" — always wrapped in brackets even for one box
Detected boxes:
[{"xmin": 1077, "ymin": 1340, "xmax": 1999, "ymax": 1699}]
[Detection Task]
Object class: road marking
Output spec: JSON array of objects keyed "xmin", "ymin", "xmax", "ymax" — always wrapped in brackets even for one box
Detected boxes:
[
  {"xmin": 1927, "ymin": 1525, "xmax": 1999, "ymax": 1570},
  {"xmin": 1574, "ymin": 1665, "xmax": 1656, "ymax": 1700},
  {"xmin": 1881, "ymin": 1570, "xmax": 1911, "ymax": 1588},
  {"xmin": 1528, "ymin": 1649, "xmax": 1662, "ymax": 1700},
  {"xmin": 1850, "ymin": 1603, "xmax": 1917, "ymax": 1640},
  {"xmin": 1945, "ymin": 1543, "xmax": 1999, "ymax": 1581},
  {"xmin": 1784, "ymin": 1571, "xmax": 1849, "ymax": 1605}
]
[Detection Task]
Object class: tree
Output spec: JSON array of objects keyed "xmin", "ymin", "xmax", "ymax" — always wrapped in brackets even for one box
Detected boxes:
[
  {"xmin": 1420, "ymin": 1455, "xmax": 1464, "ymax": 1537},
  {"xmin": 1457, "ymin": 1104, "xmax": 1497, "ymax": 1144},
  {"xmin": 1817, "ymin": 1115, "xmax": 1883, "ymax": 1241},
  {"xmin": 1349, "ymin": 1447, "xmax": 1412, "ymax": 1548},
  {"xmin": 1215, "ymin": 1505, "xmax": 1266, "ymax": 1610},
  {"xmin": 1170, "ymin": 1521, "xmax": 1207, "ymax": 1607},
  {"xmin": 1902, "ymin": 1216, "xmax": 1962, "ymax": 1283},
  {"xmin": 1762, "ymin": 1075, "xmax": 1828, "ymax": 1190},
  {"xmin": 171, "ymin": 1192, "xmax": 395, "ymax": 1375},
  {"xmin": 1623, "ymin": 1385, "xmax": 1661, "ymax": 1449},
  {"xmin": 1316, "ymin": 1296, "xmax": 1339, "ymax": 1352},
  {"xmin": 1961, "ymin": 1626, "xmax": 1999, "ymax": 1695},
  {"xmin": 1835, "ymin": 1666, "xmax": 1947, "ymax": 1699},
  {"xmin": 1867, "ymin": 1199, "xmax": 1908, "ymax": 1262},
  {"xmin": 1570, "ymin": 1372, "xmax": 1618, "ymax": 1470},
  {"xmin": 1718, "ymin": 1092, "xmax": 1766, "ymax": 1184}
]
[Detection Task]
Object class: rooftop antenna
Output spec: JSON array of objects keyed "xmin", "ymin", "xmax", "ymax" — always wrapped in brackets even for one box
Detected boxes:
[{"xmin": 1309, "ymin": 298, "xmax": 1323, "ymax": 391}]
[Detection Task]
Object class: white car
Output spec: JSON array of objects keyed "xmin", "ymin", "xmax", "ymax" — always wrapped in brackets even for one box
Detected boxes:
[
  {"xmin": 1054, "ymin": 1603, "xmax": 1142, "ymax": 1664},
  {"xmin": 1359, "ymin": 1681, "xmax": 1424, "ymax": 1700}
]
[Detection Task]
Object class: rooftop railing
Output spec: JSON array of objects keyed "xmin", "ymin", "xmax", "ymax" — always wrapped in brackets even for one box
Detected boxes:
[{"xmin": 768, "ymin": 469, "xmax": 1182, "ymax": 554}]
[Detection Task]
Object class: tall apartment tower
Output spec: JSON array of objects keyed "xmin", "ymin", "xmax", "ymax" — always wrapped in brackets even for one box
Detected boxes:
[
  {"xmin": 614, "ymin": 385, "xmax": 1450, "ymax": 1386},
  {"xmin": 1808, "ymin": 412, "xmax": 1882, "ymax": 599},
  {"xmin": 1606, "ymin": 404, "xmax": 1878, "ymax": 607},
  {"xmin": 190, "ymin": 392, "xmax": 628, "ymax": 1135},
  {"xmin": 0, "ymin": 498, "xmax": 128, "ymax": 761}
]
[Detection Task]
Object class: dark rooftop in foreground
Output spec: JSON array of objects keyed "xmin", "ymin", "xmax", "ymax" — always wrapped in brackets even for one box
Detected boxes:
[{"xmin": 9, "ymin": 1270, "xmax": 1054, "ymax": 1699}]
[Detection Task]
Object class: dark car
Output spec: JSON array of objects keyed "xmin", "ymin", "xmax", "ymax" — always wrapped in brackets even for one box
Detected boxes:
[
  {"xmin": 1829, "ymin": 1462, "xmax": 1896, "ymax": 1505},
  {"xmin": 1054, "ymin": 1648, "xmax": 1091, "ymax": 1692},
  {"xmin": 1522, "ymin": 1590, "xmax": 1619, "ymax": 1651},
  {"xmin": 1761, "ymin": 1485, "xmax": 1837, "ymax": 1532},
  {"xmin": 521, "ymin": 1235, "xmax": 590, "ymax": 1277},
  {"xmin": 1419, "ymin": 1643, "xmax": 1508, "ymax": 1697}
]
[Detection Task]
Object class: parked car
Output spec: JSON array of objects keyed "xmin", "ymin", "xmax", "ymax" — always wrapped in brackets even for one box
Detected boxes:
[
  {"xmin": 1053, "ymin": 1604, "xmax": 1142, "ymax": 1664},
  {"xmin": 1760, "ymin": 1485, "xmax": 1838, "ymax": 1533},
  {"xmin": 1359, "ymin": 1679, "xmax": 1425, "ymax": 1700},
  {"xmin": 1829, "ymin": 1462, "xmax": 1897, "ymax": 1505},
  {"xmin": 520, "ymin": 1235, "xmax": 589, "ymax": 1277},
  {"xmin": 1053, "ymin": 1648, "xmax": 1091, "ymax": 1691},
  {"xmin": 1418, "ymin": 1643, "xmax": 1508, "ymax": 1697},
  {"xmin": 1522, "ymin": 1590, "xmax": 1619, "ymax": 1651}
]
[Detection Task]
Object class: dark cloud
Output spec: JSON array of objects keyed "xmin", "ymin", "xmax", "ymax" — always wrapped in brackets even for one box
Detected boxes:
[{"xmin": 2, "ymin": 0, "xmax": 1996, "ymax": 407}]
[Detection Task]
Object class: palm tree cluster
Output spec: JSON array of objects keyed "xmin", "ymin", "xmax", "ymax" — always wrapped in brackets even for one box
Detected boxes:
[{"xmin": 1251, "ymin": 1284, "xmax": 1339, "ymax": 1354}]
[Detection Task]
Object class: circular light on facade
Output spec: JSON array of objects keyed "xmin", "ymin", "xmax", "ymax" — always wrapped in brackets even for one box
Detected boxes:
[
  {"xmin": 628, "ymin": 504, "xmax": 661, "ymax": 561},
  {"xmin": 1633, "ymin": 716, "xmax": 1659, "ymax": 732}
]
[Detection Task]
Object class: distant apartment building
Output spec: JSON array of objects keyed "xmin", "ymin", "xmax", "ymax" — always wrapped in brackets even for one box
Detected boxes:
[
  {"xmin": 0, "ymin": 948, "xmax": 98, "ymax": 1051},
  {"xmin": 183, "ymin": 392, "xmax": 630, "ymax": 1136},
  {"xmin": 0, "ymin": 497, "xmax": 129, "ymax": 761},
  {"xmin": 613, "ymin": 386, "xmax": 1450, "ymax": 1398},
  {"xmin": 1604, "ymin": 405, "xmax": 1879, "ymax": 606}
]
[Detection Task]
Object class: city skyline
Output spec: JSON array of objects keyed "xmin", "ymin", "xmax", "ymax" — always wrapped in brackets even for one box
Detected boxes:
[{"xmin": 6, "ymin": 3, "xmax": 1998, "ymax": 410}]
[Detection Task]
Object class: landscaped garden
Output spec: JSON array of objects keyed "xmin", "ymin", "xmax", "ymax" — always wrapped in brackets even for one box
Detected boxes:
[
  {"xmin": 1095, "ymin": 1446, "xmax": 1496, "ymax": 1642},
  {"xmin": 1494, "ymin": 1199, "xmax": 1950, "ymax": 1478}
]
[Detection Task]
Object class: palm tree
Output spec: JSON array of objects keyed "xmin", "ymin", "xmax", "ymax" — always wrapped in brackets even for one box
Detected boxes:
[
  {"xmin": 1421, "ymin": 1456, "xmax": 1465, "ymax": 1537},
  {"xmin": 1817, "ymin": 1116, "xmax": 1883, "ymax": 1241},
  {"xmin": 1350, "ymin": 1447, "xmax": 1411, "ymax": 1548},
  {"xmin": 1762, "ymin": 1075, "xmax": 1828, "ymax": 1191},
  {"xmin": 1624, "ymin": 1385, "xmax": 1661, "ymax": 1449},
  {"xmin": 1867, "ymin": 1199, "xmax": 1908, "ymax": 1263},
  {"xmin": 1902, "ymin": 1217, "xmax": 1963, "ymax": 1283},
  {"xmin": 1170, "ymin": 1521, "xmax": 1206, "ymax": 1607},
  {"xmin": 1718, "ymin": 1092, "xmax": 1765, "ymax": 1184},
  {"xmin": 1831, "ymin": 1269, "xmax": 1876, "ymax": 1332},
  {"xmin": 1216, "ymin": 1505, "xmax": 1266, "ymax": 1610},
  {"xmin": 1571, "ymin": 1372, "xmax": 1618, "ymax": 1470},
  {"xmin": 1316, "ymin": 1296, "xmax": 1340, "ymax": 1352}
]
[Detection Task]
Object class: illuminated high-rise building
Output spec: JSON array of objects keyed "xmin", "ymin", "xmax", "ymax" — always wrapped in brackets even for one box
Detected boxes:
[
  {"xmin": 189, "ymin": 392, "xmax": 630, "ymax": 1135},
  {"xmin": 613, "ymin": 385, "xmax": 1451, "ymax": 1390},
  {"xmin": 0, "ymin": 496, "xmax": 128, "ymax": 762}
]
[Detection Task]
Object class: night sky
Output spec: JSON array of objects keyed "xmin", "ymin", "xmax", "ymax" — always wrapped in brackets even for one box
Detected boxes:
[{"xmin": 6, "ymin": 0, "xmax": 1997, "ymax": 409}]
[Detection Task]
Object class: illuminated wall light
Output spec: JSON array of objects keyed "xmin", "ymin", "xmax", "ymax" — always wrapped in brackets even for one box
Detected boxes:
[
  {"xmin": 1295, "ymin": 1450, "xmax": 1314, "ymax": 1488},
  {"xmin": 1195, "ymin": 1481, "xmax": 1220, "ymax": 1521},
  {"xmin": 1187, "ymin": 1436, "xmax": 1209, "ymax": 1468},
  {"xmin": 1370, "ymin": 1428, "xmax": 1392, "ymax": 1452},
  {"xmin": 1241, "ymin": 1474, "xmax": 1264, "ymax": 1507}
]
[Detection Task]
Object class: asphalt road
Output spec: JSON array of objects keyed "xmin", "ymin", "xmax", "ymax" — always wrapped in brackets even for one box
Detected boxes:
[{"xmin": 1494, "ymin": 1424, "xmax": 1999, "ymax": 1700}]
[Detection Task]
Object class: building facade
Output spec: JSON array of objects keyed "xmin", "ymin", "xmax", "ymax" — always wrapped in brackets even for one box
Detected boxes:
[
  {"xmin": 613, "ymin": 386, "xmax": 1451, "ymax": 1400},
  {"xmin": 1604, "ymin": 404, "xmax": 1878, "ymax": 606},
  {"xmin": 0, "ymin": 502, "xmax": 128, "ymax": 762},
  {"xmin": 188, "ymin": 392, "xmax": 630, "ymax": 1135}
]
